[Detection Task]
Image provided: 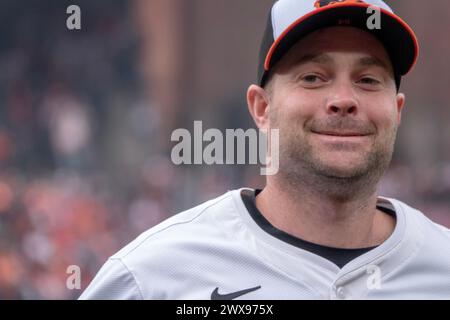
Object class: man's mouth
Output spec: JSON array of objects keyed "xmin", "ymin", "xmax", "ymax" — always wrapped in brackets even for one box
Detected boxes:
[{"xmin": 312, "ymin": 130, "xmax": 370, "ymax": 137}]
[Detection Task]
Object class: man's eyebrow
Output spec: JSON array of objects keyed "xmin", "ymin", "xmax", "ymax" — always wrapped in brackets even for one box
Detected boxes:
[
  {"xmin": 357, "ymin": 56, "xmax": 391, "ymax": 72},
  {"xmin": 290, "ymin": 54, "xmax": 392, "ymax": 71},
  {"xmin": 291, "ymin": 53, "xmax": 333, "ymax": 67}
]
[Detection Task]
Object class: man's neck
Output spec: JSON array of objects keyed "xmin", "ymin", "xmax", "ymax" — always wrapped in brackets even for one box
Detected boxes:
[{"xmin": 255, "ymin": 180, "xmax": 396, "ymax": 249}]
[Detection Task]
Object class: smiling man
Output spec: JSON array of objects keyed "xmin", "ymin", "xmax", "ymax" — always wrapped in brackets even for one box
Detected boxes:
[
  {"xmin": 249, "ymin": 25, "xmax": 403, "ymax": 250},
  {"xmin": 80, "ymin": 0, "xmax": 450, "ymax": 300}
]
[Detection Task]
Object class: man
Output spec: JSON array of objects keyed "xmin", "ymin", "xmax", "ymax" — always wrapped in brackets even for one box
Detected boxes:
[{"xmin": 80, "ymin": 0, "xmax": 450, "ymax": 299}]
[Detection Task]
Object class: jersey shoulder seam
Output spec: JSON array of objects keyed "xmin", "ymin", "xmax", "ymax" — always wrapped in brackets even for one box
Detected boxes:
[{"xmin": 111, "ymin": 257, "xmax": 145, "ymax": 299}]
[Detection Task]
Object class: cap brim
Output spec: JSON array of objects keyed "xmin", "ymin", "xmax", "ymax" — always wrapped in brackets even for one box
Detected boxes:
[{"xmin": 264, "ymin": 3, "xmax": 419, "ymax": 79}]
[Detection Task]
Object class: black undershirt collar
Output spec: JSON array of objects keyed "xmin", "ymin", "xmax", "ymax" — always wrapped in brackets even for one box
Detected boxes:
[{"xmin": 241, "ymin": 189, "xmax": 396, "ymax": 269}]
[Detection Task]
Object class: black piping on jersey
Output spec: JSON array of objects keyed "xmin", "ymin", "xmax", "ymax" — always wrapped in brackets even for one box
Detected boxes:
[{"xmin": 241, "ymin": 189, "xmax": 396, "ymax": 269}]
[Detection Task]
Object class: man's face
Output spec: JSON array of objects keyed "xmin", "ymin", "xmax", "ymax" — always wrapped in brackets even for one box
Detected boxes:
[{"xmin": 267, "ymin": 26, "xmax": 405, "ymax": 183}]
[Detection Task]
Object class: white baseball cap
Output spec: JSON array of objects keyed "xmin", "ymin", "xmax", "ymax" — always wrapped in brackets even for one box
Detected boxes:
[{"xmin": 258, "ymin": 0, "xmax": 419, "ymax": 90}]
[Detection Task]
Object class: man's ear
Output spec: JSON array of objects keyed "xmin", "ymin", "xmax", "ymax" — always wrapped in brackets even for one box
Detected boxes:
[
  {"xmin": 247, "ymin": 84, "xmax": 271, "ymax": 130},
  {"xmin": 396, "ymin": 93, "xmax": 405, "ymax": 125}
]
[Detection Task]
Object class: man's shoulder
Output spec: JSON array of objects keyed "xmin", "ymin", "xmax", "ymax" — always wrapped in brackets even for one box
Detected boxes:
[
  {"xmin": 79, "ymin": 189, "xmax": 252, "ymax": 299},
  {"xmin": 112, "ymin": 189, "xmax": 244, "ymax": 260},
  {"xmin": 385, "ymin": 197, "xmax": 450, "ymax": 243}
]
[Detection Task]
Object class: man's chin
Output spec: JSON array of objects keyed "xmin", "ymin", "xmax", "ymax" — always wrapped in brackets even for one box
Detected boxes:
[{"xmin": 312, "ymin": 161, "xmax": 371, "ymax": 180}]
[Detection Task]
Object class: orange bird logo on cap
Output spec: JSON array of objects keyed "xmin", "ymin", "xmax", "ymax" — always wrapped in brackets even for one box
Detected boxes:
[{"xmin": 314, "ymin": 0, "xmax": 364, "ymax": 9}]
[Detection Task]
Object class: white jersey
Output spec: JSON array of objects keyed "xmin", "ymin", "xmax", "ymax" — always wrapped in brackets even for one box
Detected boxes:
[{"xmin": 79, "ymin": 188, "xmax": 450, "ymax": 300}]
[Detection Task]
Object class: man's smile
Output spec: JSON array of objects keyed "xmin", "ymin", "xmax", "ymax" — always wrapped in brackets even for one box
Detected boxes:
[
  {"xmin": 310, "ymin": 130, "xmax": 373, "ymax": 145},
  {"xmin": 311, "ymin": 130, "xmax": 371, "ymax": 137}
]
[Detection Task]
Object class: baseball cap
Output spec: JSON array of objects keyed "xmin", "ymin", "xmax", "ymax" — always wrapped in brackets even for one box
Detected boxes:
[{"xmin": 258, "ymin": 0, "xmax": 419, "ymax": 90}]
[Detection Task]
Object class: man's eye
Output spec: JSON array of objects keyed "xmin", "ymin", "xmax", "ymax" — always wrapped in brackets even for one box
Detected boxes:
[
  {"xmin": 301, "ymin": 74, "xmax": 323, "ymax": 83},
  {"xmin": 358, "ymin": 77, "xmax": 381, "ymax": 85}
]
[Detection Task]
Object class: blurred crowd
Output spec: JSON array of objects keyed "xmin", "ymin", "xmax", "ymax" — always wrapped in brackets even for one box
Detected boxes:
[
  {"xmin": 0, "ymin": 0, "xmax": 257, "ymax": 298},
  {"xmin": 0, "ymin": 1, "xmax": 448, "ymax": 299}
]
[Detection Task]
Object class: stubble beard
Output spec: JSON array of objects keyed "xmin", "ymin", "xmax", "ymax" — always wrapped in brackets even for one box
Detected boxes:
[{"xmin": 275, "ymin": 123, "xmax": 398, "ymax": 202}]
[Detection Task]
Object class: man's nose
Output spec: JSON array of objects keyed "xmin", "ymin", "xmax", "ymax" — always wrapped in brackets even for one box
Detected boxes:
[{"xmin": 326, "ymin": 84, "xmax": 359, "ymax": 116}]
